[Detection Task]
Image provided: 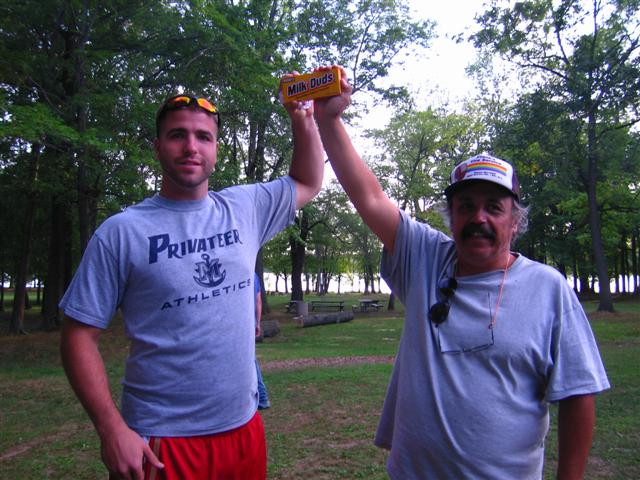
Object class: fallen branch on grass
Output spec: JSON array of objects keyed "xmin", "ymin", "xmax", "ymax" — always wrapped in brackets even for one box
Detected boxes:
[{"xmin": 296, "ymin": 311, "xmax": 354, "ymax": 328}]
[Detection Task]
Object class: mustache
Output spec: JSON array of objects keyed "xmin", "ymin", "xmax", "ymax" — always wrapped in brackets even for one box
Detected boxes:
[{"xmin": 461, "ymin": 223, "xmax": 496, "ymax": 240}]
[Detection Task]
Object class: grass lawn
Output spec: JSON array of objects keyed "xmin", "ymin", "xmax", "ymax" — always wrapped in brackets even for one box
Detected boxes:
[{"xmin": 0, "ymin": 293, "xmax": 638, "ymax": 479}]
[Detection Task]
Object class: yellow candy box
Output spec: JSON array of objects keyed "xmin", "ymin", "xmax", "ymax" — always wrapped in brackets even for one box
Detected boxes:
[{"xmin": 279, "ymin": 67, "xmax": 342, "ymax": 103}]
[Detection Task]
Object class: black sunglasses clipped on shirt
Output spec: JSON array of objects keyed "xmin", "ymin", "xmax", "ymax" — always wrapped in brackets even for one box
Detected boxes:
[{"xmin": 429, "ymin": 277, "xmax": 457, "ymax": 325}]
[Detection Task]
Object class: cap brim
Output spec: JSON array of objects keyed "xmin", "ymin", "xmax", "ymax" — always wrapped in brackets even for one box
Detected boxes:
[{"xmin": 444, "ymin": 179, "xmax": 518, "ymax": 200}]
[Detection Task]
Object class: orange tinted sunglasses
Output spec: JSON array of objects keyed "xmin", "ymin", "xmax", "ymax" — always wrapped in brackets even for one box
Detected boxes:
[
  {"xmin": 167, "ymin": 95, "xmax": 218, "ymax": 114},
  {"xmin": 158, "ymin": 95, "xmax": 220, "ymax": 128}
]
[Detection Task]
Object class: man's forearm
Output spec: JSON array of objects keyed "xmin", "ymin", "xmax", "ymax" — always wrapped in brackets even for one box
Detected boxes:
[
  {"xmin": 289, "ymin": 114, "xmax": 324, "ymax": 208},
  {"xmin": 316, "ymin": 116, "xmax": 400, "ymax": 251},
  {"xmin": 60, "ymin": 319, "xmax": 128, "ymax": 437},
  {"xmin": 316, "ymin": 117, "xmax": 382, "ymax": 208},
  {"xmin": 556, "ymin": 394, "xmax": 596, "ymax": 479},
  {"xmin": 60, "ymin": 318, "xmax": 164, "ymax": 477}
]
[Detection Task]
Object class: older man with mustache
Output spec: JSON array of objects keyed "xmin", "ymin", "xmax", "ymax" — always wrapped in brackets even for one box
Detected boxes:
[{"xmin": 313, "ymin": 66, "xmax": 610, "ymax": 480}]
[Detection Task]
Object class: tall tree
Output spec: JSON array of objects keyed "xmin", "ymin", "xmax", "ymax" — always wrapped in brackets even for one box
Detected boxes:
[
  {"xmin": 7, "ymin": 145, "xmax": 41, "ymax": 334},
  {"xmin": 364, "ymin": 107, "xmax": 484, "ymax": 307},
  {"xmin": 0, "ymin": 0, "xmax": 435, "ymax": 329},
  {"xmin": 472, "ymin": 0, "xmax": 640, "ymax": 311},
  {"xmin": 0, "ymin": 0, "xmax": 238, "ymax": 330},
  {"xmin": 297, "ymin": 0, "xmax": 433, "ymax": 103},
  {"xmin": 367, "ymin": 108, "xmax": 484, "ymax": 219},
  {"xmin": 283, "ymin": 0, "xmax": 435, "ymax": 300}
]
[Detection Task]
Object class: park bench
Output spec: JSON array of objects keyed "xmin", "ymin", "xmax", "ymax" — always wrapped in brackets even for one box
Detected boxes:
[{"xmin": 310, "ymin": 300, "xmax": 345, "ymax": 312}]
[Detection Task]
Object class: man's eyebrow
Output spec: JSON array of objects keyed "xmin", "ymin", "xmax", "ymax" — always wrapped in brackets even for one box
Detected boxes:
[
  {"xmin": 165, "ymin": 127, "xmax": 186, "ymax": 135},
  {"xmin": 195, "ymin": 129, "xmax": 214, "ymax": 136},
  {"xmin": 164, "ymin": 127, "xmax": 214, "ymax": 137}
]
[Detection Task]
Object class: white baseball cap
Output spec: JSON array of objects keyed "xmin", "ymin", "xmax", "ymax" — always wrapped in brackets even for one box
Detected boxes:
[{"xmin": 444, "ymin": 153, "xmax": 521, "ymax": 201}]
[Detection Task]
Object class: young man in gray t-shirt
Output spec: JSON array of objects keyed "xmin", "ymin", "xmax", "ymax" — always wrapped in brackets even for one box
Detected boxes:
[{"xmin": 60, "ymin": 91, "xmax": 325, "ymax": 479}]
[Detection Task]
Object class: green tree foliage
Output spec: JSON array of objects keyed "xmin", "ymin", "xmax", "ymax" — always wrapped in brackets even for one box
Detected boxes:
[
  {"xmin": 261, "ymin": 229, "xmax": 293, "ymax": 293},
  {"xmin": 472, "ymin": 0, "xmax": 640, "ymax": 310},
  {"xmin": 483, "ymin": 85, "xmax": 639, "ymax": 298},
  {"xmin": 295, "ymin": 0, "xmax": 434, "ymax": 104},
  {"xmin": 354, "ymin": 108, "xmax": 483, "ymax": 304},
  {"xmin": 366, "ymin": 107, "xmax": 484, "ymax": 219},
  {"xmin": 309, "ymin": 183, "xmax": 378, "ymax": 294},
  {"xmin": 0, "ymin": 0, "xmax": 434, "ymax": 330}
]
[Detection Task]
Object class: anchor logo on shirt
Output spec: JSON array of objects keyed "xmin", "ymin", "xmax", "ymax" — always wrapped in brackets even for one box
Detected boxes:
[{"xmin": 193, "ymin": 254, "xmax": 226, "ymax": 288}]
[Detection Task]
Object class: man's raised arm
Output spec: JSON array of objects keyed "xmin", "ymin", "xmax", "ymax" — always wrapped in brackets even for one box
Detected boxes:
[
  {"xmin": 313, "ymin": 66, "xmax": 400, "ymax": 252},
  {"xmin": 282, "ymin": 77, "xmax": 325, "ymax": 209}
]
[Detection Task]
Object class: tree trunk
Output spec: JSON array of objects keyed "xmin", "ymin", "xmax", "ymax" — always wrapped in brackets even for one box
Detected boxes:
[
  {"xmin": 24, "ymin": 292, "xmax": 32, "ymax": 310},
  {"xmin": 36, "ymin": 279, "xmax": 42, "ymax": 305},
  {"xmin": 586, "ymin": 115, "xmax": 613, "ymax": 311},
  {"xmin": 298, "ymin": 311, "xmax": 354, "ymax": 328},
  {"xmin": 290, "ymin": 210, "xmax": 309, "ymax": 301},
  {"xmin": 290, "ymin": 236, "xmax": 305, "ymax": 301},
  {"xmin": 387, "ymin": 292, "xmax": 396, "ymax": 311},
  {"xmin": 0, "ymin": 267, "xmax": 5, "ymax": 312},
  {"xmin": 578, "ymin": 266, "xmax": 591, "ymax": 296},
  {"xmin": 77, "ymin": 157, "xmax": 100, "ymax": 253},
  {"xmin": 61, "ymin": 6, "xmax": 96, "ymax": 254},
  {"xmin": 9, "ymin": 147, "xmax": 41, "ymax": 334},
  {"xmin": 259, "ymin": 319, "xmax": 280, "ymax": 338},
  {"xmin": 572, "ymin": 256, "xmax": 579, "ymax": 293},
  {"xmin": 321, "ymin": 271, "xmax": 331, "ymax": 294},
  {"xmin": 620, "ymin": 237, "xmax": 628, "ymax": 294},
  {"xmin": 40, "ymin": 197, "xmax": 69, "ymax": 330},
  {"xmin": 632, "ymin": 229, "xmax": 639, "ymax": 295}
]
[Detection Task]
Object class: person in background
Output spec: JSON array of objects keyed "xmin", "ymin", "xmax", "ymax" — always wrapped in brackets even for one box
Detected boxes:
[
  {"xmin": 254, "ymin": 273, "xmax": 270, "ymax": 410},
  {"xmin": 313, "ymin": 65, "xmax": 610, "ymax": 480},
  {"xmin": 60, "ymin": 88, "xmax": 324, "ymax": 480}
]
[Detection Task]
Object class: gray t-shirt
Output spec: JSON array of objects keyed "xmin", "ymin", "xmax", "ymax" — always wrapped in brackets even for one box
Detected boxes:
[
  {"xmin": 376, "ymin": 211, "xmax": 610, "ymax": 479},
  {"xmin": 60, "ymin": 177, "xmax": 296, "ymax": 437}
]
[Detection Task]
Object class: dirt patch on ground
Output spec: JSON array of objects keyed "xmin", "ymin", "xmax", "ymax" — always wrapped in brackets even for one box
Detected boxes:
[
  {"xmin": 261, "ymin": 355, "xmax": 395, "ymax": 372},
  {"xmin": 0, "ymin": 422, "xmax": 92, "ymax": 461}
]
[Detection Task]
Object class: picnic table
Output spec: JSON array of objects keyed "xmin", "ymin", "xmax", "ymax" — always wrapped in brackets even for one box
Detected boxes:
[
  {"xmin": 310, "ymin": 300, "xmax": 345, "ymax": 312},
  {"xmin": 353, "ymin": 298, "xmax": 382, "ymax": 313}
]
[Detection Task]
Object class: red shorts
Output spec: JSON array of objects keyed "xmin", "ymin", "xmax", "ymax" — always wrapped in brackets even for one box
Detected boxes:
[{"xmin": 144, "ymin": 412, "xmax": 266, "ymax": 480}]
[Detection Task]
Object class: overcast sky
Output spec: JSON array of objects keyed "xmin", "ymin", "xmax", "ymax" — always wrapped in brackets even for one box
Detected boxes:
[
  {"xmin": 351, "ymin": 1, "xmax": 486, "ymax": 137},
  {"xmin": 401, "ymin": 0, "xmax": 484, "ymax": 107}
]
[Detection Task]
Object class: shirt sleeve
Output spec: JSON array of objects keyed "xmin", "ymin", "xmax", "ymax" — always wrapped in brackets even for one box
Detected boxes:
[
  {"xmin": 58, "ymin": 232, "xmax": 122, "ymax": 328},
  {"xmin": 253, "ymin": 176, "xmax": 297, "ymax": 246},
  {"xmin": 545, "ymin": 284, "xmax": 611, "ymax": 401},
  {"xmin": 381, "ymin": 211, "xmax": 454, "ymax": 305}
]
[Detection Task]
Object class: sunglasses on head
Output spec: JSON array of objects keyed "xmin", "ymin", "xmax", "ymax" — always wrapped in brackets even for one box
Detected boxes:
[
  {"xmin": 429, "ymin": 277, "xmax": 457, "ymax": 325},
  {"xmin": 157, "ymin": 95, "xmax": 221, "ymax": 130}
]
